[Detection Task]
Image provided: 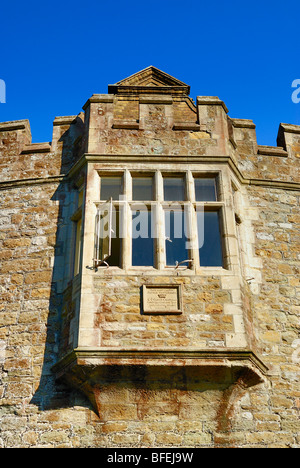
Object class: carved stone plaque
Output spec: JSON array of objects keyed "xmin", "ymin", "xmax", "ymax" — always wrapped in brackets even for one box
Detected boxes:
[{"xmin": 142, "ymin": 284, "xmax": 183, "ymax": 315}]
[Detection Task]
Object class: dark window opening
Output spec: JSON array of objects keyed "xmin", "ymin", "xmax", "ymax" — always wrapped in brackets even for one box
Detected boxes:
[
  {"xmin": 197, "ymin": 210, "xmax": 223, "ymax": 267},
  {"xmin": 132, "ymin": 208, "xmax": 154, "ymax": 267},
  {"xmin": 165, "ymin": 209, "xmax": 190, "ymax": 266}
]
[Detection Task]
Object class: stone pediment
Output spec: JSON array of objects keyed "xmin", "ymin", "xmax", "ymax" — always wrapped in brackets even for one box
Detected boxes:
[{"xmin": 108, "ymin": 66, "xmax": 190, "ymax": 95}]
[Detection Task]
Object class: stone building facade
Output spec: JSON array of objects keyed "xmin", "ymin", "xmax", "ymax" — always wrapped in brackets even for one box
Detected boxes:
[{"xmin": 0, "ymin": 67, "xmax": 299, "ymax": 448}]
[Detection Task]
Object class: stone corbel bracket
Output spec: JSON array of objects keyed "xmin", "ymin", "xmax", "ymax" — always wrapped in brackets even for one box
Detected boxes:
[{"xmin": 52, "ymin": 348, "xmax": 268, "ymax": 416}]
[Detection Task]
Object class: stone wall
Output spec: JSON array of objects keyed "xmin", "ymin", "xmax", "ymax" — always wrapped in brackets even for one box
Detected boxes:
[{"xmin": 0, "ymin": 67, "xmax": 299, "ymax": 447}]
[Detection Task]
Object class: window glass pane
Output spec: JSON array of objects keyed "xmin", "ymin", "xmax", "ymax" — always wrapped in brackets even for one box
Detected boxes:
[
  {"xmin": 95, "ymin": 200, "xmax": 113, "ymax": 265},
  {"xmin": 197, "ymin": 211, "xmax": 223, "ymax": 267},
  {"xmin": 109, "ymin": 209, "xmax": 121, "ymax": 266},
  {"xmin": 101, "ymin": 177, "xmax": 122, "ymax": 200},
  {"xmin": 132, "ymin": 208, "xmax": 154, "ymax": 266},
  {"xmin": 132, "ymin": 177, "xmax": 153, "ymax": 201},
  {"xmin": 163, "ymin": 177, "xmax": 185, "ymax": 201},
  {"xmin": 165, "ymin": 209, "xmax": 190, "ymax": 266},
  {"xmin": 195, "ymin": 178, "xmax": 217, "ymax": 201},
  {"xmin": 78, "ymin": 188, "xmax": 84, "ymax": 208},
  {"xmin": 74, "ymin": 218, "xmax": 82, "ymax": 276}
]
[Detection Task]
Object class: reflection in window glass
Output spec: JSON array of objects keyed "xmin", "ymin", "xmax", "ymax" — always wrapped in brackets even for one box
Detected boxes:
[
  {"xmin": 74, "ymin": 218, "xmax": 82, "ymax": 276},
  {"xmin": 109, "ymin": 209, "xmax": 121, "ymax": 266},
  {"xmin": 195, "ymin": 178, "xmax": 217, "ymax": 202},
  {"xmin": 163, "ymin": 177, "xmax": 185, "ymax": 201},
  {"xmin": 197, "ymin": 211, "xmax": 223, "ymax": 267},
  {"xmin": 95, "ymin": 204, "xmax": 111, "ymax": 265},
  {"xmin": 78, "ymin": 188, "xmax": 84, "ymax": 208},
  {"xmin": 165, "ymin": 209, "xmax": 190, "ymax": 266},
  {"xmin": 132, "ymin": 209, "xmax": 154, "ymax": 266},
  {"xmin": 101, "ymin": 177, "xmax": 123, "ymax": 200},
  {"xmin": 132, "ymin": 177, "xmax": 153, "ymax": 201}
]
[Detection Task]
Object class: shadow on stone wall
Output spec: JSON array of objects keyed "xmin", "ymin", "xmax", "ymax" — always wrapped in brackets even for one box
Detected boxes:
[{"xmin": 30, "ymin": 117, "xmax": 93, "ymax": 412}]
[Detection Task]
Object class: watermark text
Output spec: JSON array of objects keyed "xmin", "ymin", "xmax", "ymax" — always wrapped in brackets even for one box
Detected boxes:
[
  {"xmin": 0, "ymin": 79, "xmax": 6, "ymax": 103},
  {"xmin": 97, "ymin": 201, "xmax": 205, "ymax": 249},
  {"xmin": 292, "ymin": 79, "xmax": 300, "ymax": 104}
]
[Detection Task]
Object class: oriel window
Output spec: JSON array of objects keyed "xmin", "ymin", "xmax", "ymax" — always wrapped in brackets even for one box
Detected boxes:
[{"xmin": 93, "ymin": 172, "xmax": 225, "ymax": 270}]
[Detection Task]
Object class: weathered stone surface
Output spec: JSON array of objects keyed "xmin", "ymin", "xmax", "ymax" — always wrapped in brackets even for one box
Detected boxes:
[{"xmin": 0, "ymin": 67, "xmax": 299, "ymax": 448}]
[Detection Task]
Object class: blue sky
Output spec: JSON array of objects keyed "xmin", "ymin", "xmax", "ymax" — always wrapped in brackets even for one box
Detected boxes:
[{"xmin": 0, "ymin": 0, "xmax": 300, "ymax": 146}]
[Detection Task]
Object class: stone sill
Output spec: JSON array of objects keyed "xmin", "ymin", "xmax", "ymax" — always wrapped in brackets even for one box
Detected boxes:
[
  {"xmin": 91, "ymin": 266, "xmax": 234, "ymax": 277},
  {"xmin": 57, "ymin": 347, "xmax": 267, "ymax": 373}
]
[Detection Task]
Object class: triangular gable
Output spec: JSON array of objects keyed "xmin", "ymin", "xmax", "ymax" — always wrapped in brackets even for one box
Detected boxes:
[{"xmin": 108, "ymin": 66, "xmax": 190, "ymax": 95}]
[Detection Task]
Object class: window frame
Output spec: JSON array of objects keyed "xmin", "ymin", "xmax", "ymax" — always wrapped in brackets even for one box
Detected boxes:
[
  {"xmin": 94, "ymin": 170, "xmax": 227, "ymax": 271},
  {"xmin": 71, "ymin": 184, "xmax": 85, "ymax": 277}
]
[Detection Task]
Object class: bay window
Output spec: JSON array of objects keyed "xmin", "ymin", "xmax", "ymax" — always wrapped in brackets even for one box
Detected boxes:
[{"xmin": 94, "ymin": 171, "xmax": 225, "ymax": 270}]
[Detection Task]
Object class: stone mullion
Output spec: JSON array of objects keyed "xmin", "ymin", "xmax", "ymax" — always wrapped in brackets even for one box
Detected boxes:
[
  {"xmin": 122, "ymin": 170, "xmax": 132, "ymax": 270},
  {"xmin": 155, "ymin": 170, "xmax": 165, "ymax": 269}
]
